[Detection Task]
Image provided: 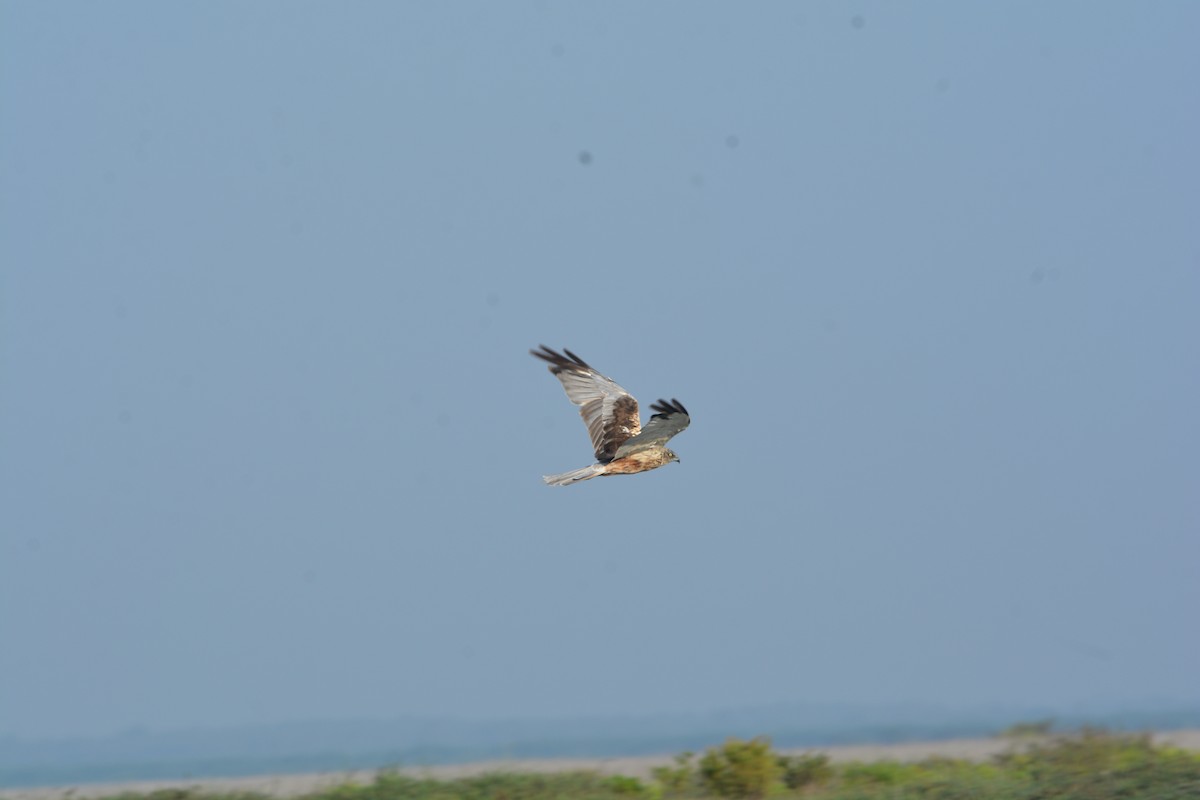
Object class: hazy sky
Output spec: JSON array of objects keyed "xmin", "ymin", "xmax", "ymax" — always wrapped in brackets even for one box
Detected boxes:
[{"xmin": 2, "ymin": 2, "xmax": 1198, "ymax": 740}]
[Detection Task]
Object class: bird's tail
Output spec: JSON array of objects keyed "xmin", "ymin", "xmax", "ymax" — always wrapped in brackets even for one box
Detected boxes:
[{"xmin": 543, "ymin": 464, "xmax": 607, "ymax": 486}]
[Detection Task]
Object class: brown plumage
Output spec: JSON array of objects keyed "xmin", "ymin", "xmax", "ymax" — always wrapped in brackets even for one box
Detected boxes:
[{"xmin": 531, "ymin": 346, "xmax": 691, "ymax": 486}]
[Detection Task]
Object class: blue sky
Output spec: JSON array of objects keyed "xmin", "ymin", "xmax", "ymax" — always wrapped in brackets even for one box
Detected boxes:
[{"xmin": 2, "ymin": 2, "xmax": 1198, "ymax": 740}]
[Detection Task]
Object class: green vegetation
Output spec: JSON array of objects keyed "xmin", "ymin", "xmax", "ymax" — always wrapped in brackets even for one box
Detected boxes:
[
  {"xmin": 697, "ymin": 738, "xmax": 778, "ymax": 799},
  {"xmin": 89, "ymin": 729, "xmax": 1200, "ymax": 800},
  {"xmin": 777, "ymin": 753, "xmax": 834, "ymax": 790},
  {"xmin": 651, "ymin": 752, "xmax": 696, "ymax": 796}
]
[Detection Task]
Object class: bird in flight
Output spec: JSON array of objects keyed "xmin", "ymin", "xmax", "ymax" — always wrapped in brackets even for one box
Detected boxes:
[{"xmin": 531, "ymin": 345, "xmax": 691, "ymax": 486}]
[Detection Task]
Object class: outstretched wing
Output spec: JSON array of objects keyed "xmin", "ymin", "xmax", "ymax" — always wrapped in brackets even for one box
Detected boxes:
[
  {"xmin": 531, "ymin": 345, "xmax": 641, "ymax": 463},
  {"xmin": 612, "ymin": 398, "xmax": 690, "ymax": 458}
]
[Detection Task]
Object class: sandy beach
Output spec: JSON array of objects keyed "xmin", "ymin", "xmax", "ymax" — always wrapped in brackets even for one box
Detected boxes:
[{"xmin": 4, "ymin": 729, "xmax": 1198, "ymax": 800}]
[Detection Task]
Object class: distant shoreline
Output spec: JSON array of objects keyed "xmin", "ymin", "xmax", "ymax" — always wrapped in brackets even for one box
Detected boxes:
[{"xmin": 4, "ymin": 730, "xmax": 1199, "ymax": 800}]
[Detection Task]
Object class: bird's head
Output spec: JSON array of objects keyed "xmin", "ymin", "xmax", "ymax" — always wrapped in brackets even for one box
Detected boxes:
[{"xmin": 666, "ymin": 449, "xmax": 680, "ymax": 464}]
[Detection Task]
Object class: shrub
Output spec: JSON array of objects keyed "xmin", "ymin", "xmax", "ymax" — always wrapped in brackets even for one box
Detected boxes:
[
  {"xmin": 839, "ymin": 760, "xmax": 923, "ymax": 787},
  {"xmin": 697, "ymin": 737, "xmax": 780, "ymax": 800},
  {"xmin": 777, "ymin": 753, "xmax": 833, "ymax": 790},
  {"xmin": 651, "ymin": 752, "xmax": 697, "ymax": 797},
  {"xmin": 992, "ymin": 728, "xmax": 1200, "ymax": 799},
  {"xmin": 604, "ymin": 776, "xmax": 647, "ymax": 797}
]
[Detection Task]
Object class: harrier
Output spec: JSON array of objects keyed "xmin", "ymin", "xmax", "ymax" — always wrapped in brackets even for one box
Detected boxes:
[{"xmin": 531, "ymin": 345, "xmax": 690, "ymax": 486}]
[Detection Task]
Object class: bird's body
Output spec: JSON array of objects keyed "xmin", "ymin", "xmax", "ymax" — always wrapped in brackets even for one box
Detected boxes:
[
  {"xmin": 531, "ymin": 345, "xmax": 690, "ymax": 486},
  {"xmin": 605, "ymin": 448, "xmax": 678, "ymax": 474}
]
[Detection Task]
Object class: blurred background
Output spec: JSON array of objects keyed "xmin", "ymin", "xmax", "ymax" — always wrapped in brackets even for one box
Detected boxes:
[{"xmin": 1, "ymin": 0, "xmax": 1197, "ymax": 784}]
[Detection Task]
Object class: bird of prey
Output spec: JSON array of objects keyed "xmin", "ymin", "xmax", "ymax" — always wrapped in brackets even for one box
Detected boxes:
[{"xmin": 531, "ymin": 345, "xmax": 690, "ymax": 486}]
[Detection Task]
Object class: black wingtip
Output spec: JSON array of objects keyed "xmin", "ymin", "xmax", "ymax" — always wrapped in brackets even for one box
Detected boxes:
[
  {"xmin": 561, "ymin": 348, "xmax": 590, "ymax": 368},
  {"xmin": 530, "ymin": 345, "xmax": 592, "ymax": 372},
  {"xmin": 650, "ymin": 398, "xmax": 689, "ymax": 417}
]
